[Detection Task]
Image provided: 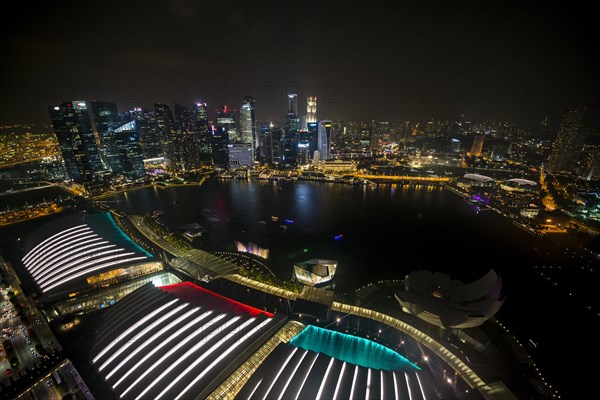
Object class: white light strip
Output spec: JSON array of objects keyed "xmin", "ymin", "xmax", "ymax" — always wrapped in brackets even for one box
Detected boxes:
[
  {"xmin": 349, "ymin": 364, "xmax": 359, "ymax": 400},
  {"xmin": 113, "ymin": 311, "xmax": 214, "ymax": 389},
  {"xmin": 278, "ymin": 351, "xmax": 309, "ymax": 400},
  {"xmin": 36, "ymin": 246, "xmax": 123, "ymax": 284},
  {"xmin": 31, "ymin": 238, "xmax": 108, "ymax": 277},
  {"xmin": 96, "ymin": 288, "xmax": 163, "ymax": 344},
  {"xmin": 93, "ymin": 299, "xmax": 179, "ymax": 364},
  {"xmin": 247, "ymin": 378, "xmax": 263, "ymax": 399},
  {"xmin": 261, "ymin": 347, "xmax": 298, "ymax": 400},
  {"xmin": 100, "ymin": 303, "xmax": 189, "ymax": 372},
  {"xmin": 293, "ymin": 354, "xmax": 319, "ymax": 400},
  {"xmin": 405, "ymin": 373, "xmax": 413, "ymax": 400},
  {"xmin": 316, "ymin": 357, "xmax": 336, "ymax": 400},
  {"xmin": 23, "ymin": 224, "xmax": 86, "ymax": 263},
  {"xmin": 332, "ymin": 361, "xmax": 346, "ymax": 400},
  {"xmin": 393, "ymin": 372, "xmax": 399, "ymax": 400},
  {"xmin": 134, "ymin": 316, "xmax": 243, "ymax": 400},
  {"xmin": 171, "ymin": 318, "xmax": 273, "ymax": 400},
  {"xmin": 381, "ymin": 370, "xmax": 384, "ymax": 400},
  {"xmin": 415, "ymin": 372, "xmax": 427, "ymax": 400},
  {"xmin": 26, "ymin": 229, "xmax": 98, "ymax": 271},
  {"xmin": 27, "ymin": 230, "xmax": 96, "ymax": 273},
  {"xmin": 105, "ymin": 307, "xmax": 199, "ymax": 380},
  {"xmin": 42, "ymin": 255, "xmax": 146, "ymax": 292},
  {"xmin": 366, "ymin": 368, "xmax": 372, "ymax": 400},
  {"xmin": 120, "ymin": 314, "xmax": 228, "ymax": 398}
]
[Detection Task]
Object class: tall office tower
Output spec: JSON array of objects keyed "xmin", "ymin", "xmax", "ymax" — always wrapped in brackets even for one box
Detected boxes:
[
  {"xmin": 317, "ymin": 120, "xmax": 333, "ymax": 160},
  {"xmin": 48, "ymin": 101, "xmax": 103, "ymax": 189},
  {"xmin": 469, "ymin": 133, "xmax": 485, "ymax": 157},
  {"xmin": 306, "ymin": 122, "xmax": 319, "ymax": 159},
  {"xmin": 211, "ymin": 125, "xmax": 229, "ymax": 169},
  {"xmin": 240, "ymin": 96, "xmax": 257, "ymax": 161},
  {"xmin": 90, "ymin": 101, "xmax": 122, "ymax": 173},
  {"xmin": 193, "ymin": 102, "xmax": 212, "ymax": 164},
  {"xmin": 259, "ymin": 125, "xmax": 271, "ymax": 164},
  {"xmin": 547, "ymin": 107, "xmax": 586, "ymax": 173},
  {"xmin": 174, "ymin": 102, "xmax": 200, "ymax": 170},
  {"xmin": 270, "ymin": 127, "xmax": 284, "ymax": 165},
  {"xmin": 129, "ymin": 108, "xmax": 162, "ymax": 159},
  {"xmin": 154, "ymin": 103, "xmax": 178, "ymax": 168},
  {"xmin": 306, "ymin": 96, "xmax": 317, "ymax": 123},
  {"xmin": 111, "ymin": 119, "xmax": 145, "ymax": 181},
  {"xmin": 288, "ymin": 94, "xmax": 298, "ymax": 118},
  {"xmin": 217, "ymin": 105, "xmax": 238, "ymax": 140}
]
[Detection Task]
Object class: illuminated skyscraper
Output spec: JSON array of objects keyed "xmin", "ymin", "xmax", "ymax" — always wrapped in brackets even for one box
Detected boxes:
[
  {"xmin": 318, "ymin": 120, "xmax": 333, "ymax": 160},
  {"xmin": 213, "ymin": 105, "xmax": 236, "ymax": 169},
  {"xmin": 547, "ymin": 107, "xmax": 586, "ymax": 173},
  {"xmin": 128, "ymin": 108, "xmax": 162, "ymax": 159},
  {"xmin": 287, "ymin": 94, "xmax": 298, "ymax": 118},
  {"xmin": 193, "ymin": 102, "xmax": 212, "ymax": 164},
  {"xmin": 228, "ymin": 143, "xmax": 253, "ymax": 168},
  {"xmin": 306, "ymin": 96, "xmax": 317, "ymax": 123},
  {"xmin": 240, "ymin": 96, "xmax": 257, "ymax": 161},
  {"xmin": 48, "ymin": 101, "xmax": 103, "ymax": 190},
  {"xmin": 174, "ymin": 102, "xmax": 199, "ymax": 170},
  {"xmin": 154, "ymin": 103, "xmax": 177, "ymax": 168},
  {"xmin": 90, "ymin": 101, "xmax": 121, "ymax": 173},
  {"xmin": 469, "ymin": 133, "xmax": 485, "ymax": 157},
  {"xmin": 112, "ymin": 119, "xmax": 145, "ymax": 181}
]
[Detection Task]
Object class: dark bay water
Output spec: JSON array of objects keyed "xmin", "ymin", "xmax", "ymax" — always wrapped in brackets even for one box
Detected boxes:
[{"xmin": 105, "ymin": 179, "xmax": 542, "ymax": 291}]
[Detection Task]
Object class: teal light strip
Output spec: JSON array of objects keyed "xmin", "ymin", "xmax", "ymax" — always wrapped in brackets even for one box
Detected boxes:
[
  {"xmin": 289, "ymin": 325, "xmax": 420, "ymax": 372},
  {"xmin": 104, "ymin": 212, "xmax": 152, "ymax": 258}
]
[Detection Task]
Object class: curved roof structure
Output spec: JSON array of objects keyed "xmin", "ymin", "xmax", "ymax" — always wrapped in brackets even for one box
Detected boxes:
[
  {"xmin": 91, "ymin": 282, "xmax": 281, "ymax": 400},
  {"xmin": 21, "ymin": 212, "xmax": 153, "ymax": 296},
  {"xmin": 238, "ymin": 341, "xmax": 434, "ymax": 400},
  {"xmin": 506, "ymin": 178, "xmax": 537, "ymax": 186},
  {"xmin": 395, "ymin": 270, "xmax": 504, "ymax": 328},
  {"xmin": 462, "ymin": 173, "xmax": 495, "ymax": 183}
]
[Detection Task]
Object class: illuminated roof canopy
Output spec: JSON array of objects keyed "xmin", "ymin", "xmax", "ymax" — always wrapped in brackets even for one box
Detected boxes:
[{"xmin": 21, "ymin": 213, "xmax": 153, "ymax": 295}]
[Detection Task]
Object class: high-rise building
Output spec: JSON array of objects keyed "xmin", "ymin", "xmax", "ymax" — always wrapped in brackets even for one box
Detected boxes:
[
  {"xmin": 306, "ymin": 96, "xmax": 317, "ymax": 123},
  {"xmin": 193, "ymin": 102, "xmax": 212, "ymax": 164},
  {"xmin": 174, "ymin": 102, "xmax": 200, "ymax": 170},
  {"xmin": 112, "ymin": 119, "xmax": 145, "ymax": 181},
  {"xmin": 239, "ymin": 96, "xmax": 257, "ymax": 161},
  {"xmin": 228, "ymin": 143, "xmax": 253, "ymax": 168},
  {"xmin": 49, "ymin": 101, "xmax": 104, "ymax": 189},
  {"xmin": 469, "ymin": 133, "xmax": 485, "ymax": 157},
  {"xmin": 217, "ymin": 105, "xmax": 237, "ymax": 140},
  {"xmin": 90, "ymin": 101, "xmax": 121, "ymax": 172},
  {"xmin": 211, "ymin": 125, "xmax": 229, "ymax": 169},
  {"xmin": 318, "ymin": 120, "xmax": 333, "ymax": 160},
  {"xmin": 128, "ymin": 108, "xmax": 162, "ymax": 159},
  {"xmin": 287, "ymin": 94, "xmax": 298, "ymax": 118},
  {"xmin": 547, "ymin": 107, "xmax": 586, "ymax": 173},
  {"xmin": 154, "ymin": 103, "xmax": 177, "ymax": 168},
  {"xmin": 305, "ymin": 122, "xmax": 319, "ymax": 159}
]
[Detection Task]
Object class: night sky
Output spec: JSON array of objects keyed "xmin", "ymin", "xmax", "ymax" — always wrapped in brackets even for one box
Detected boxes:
[{"xmin": 1, "ymin": 0, "xmax": 598, "ymax": 125}]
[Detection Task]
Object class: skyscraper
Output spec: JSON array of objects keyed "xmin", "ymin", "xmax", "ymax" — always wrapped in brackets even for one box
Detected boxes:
[
  {"xmin": 174, "ymin": 102, "xmax": 199, "ymax": 170},
  {"xmin": 547, "ymin": 107, "xmax": 586, "ymax": 173},
  {"xmin": 90, "ymin": 101, "xmax": 121, "ymax": 173},
  {"xmin": 239, "ymin": 96, "xmax": 257, "ymax": 161},
  {"xmin": 193, "ymin": 102, "xmax": 212, "ymax": 164},
  {"xmin": 154, "ymin": 103, "xmax": 177, "ymax": 169},
  {"xmin": 213, "ymin": 105, "xmax": 236, "ymax": 169},
  {"xmin": 128, "ymin": 108, "xmax": 162, "ymax": 159},
  {"xmin": 228, "ymin": 143, "xmax": 253, "ymax": 168},
  {"xmin": 112, "ymin": 119, "xmax": 146, "ymax": 181},
  {"xmin": 469, "ymin": 133, "xmax": 485, "ymax": 157},
  {"xmin": 318, "ymin": 120, "xmax": 333, "ymax": 160},
  {"xmin": 49, "ymin": 101, "xmax": 103, "ymax": 190},
  {"xmin": 288, "ymin": 94, "xmax": 298, "ymax": 118},
  {"xmin": 306, "ymin": 96, "xmax": 317, "ymax": 123}
]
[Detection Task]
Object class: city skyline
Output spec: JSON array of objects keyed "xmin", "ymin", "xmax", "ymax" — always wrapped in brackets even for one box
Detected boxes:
[{"xmin": 1, "ymin": 1, "xmax": 599, "ymax": 124}]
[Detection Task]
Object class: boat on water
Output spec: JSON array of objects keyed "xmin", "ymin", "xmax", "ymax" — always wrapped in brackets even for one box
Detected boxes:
[
  {"xmin": 258, "ymin": 220, "xmax": 266, "ymax": 226},
  {"xmin": 271, "ymin": 216, "xmax": 279, "ymax": 222}
]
